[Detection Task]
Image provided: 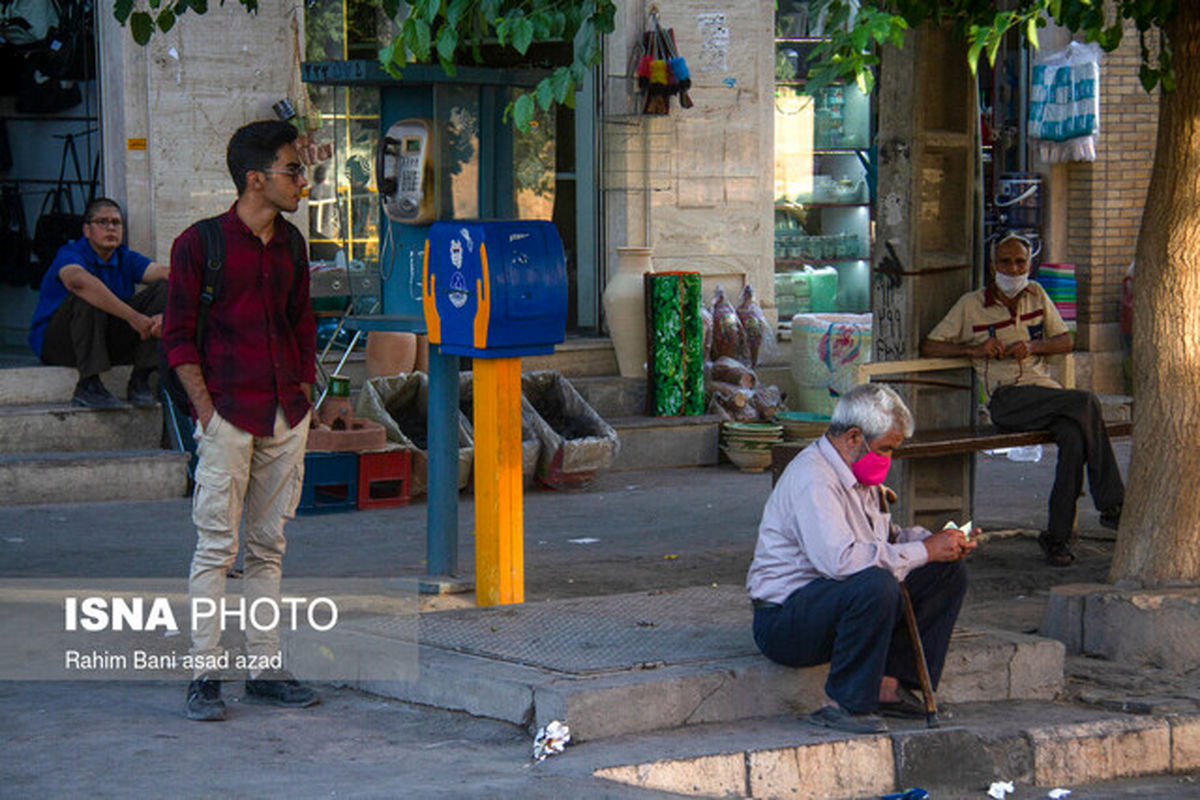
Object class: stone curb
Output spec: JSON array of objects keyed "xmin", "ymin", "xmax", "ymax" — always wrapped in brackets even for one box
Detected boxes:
[{"xmin": 589, "ymin": 709, "xmax": 1200, "ymax": 799}]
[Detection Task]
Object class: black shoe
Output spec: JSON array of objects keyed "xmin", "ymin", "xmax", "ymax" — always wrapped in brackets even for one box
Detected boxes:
[
  {"xmin": 186, "ymin": 674, "xmax": 226, "ymax": 721},
  {"xmin": 1038, "ymin": 531, "xmax": 1075, "ymax": 567},
  {"xmin": 72, "ymin": 376, "xmax": 124, "ymax": 409},
  {"xmin": 878, "ymin": 686, "xmax": 928, "ymax": 719},
  {"xmin": 126, "ymin": 369, "xmax": 158, "ymax": 408},
  {"xmin": 1099, "ymin": 504, "xmax": 1122, "ymax": 531},
  {"xmin": 244, "ymin": 669, "xmax": 320, "ymax": 708},
  {"xmin": 807, "ymin": 704, "xmax": 887, "ymax": 734}
]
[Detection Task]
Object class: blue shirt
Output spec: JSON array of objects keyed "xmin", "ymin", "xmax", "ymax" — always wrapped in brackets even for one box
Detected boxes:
[{"xmin": 28, "ymin": 237, "xmax": 152, "ymax": 358}]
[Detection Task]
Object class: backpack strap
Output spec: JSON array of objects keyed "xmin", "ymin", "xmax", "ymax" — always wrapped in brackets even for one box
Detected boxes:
[{"xmin": 194, "ymin": 215, "xmax": 225, "ymax": 350}]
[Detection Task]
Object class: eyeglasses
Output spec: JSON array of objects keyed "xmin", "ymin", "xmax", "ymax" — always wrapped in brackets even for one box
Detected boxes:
[
  {"xmin": 87, "ymin": 217, "xmax": 123, "ymax": 228},
  {"xmin": 261, "ymin": 164, "xmax": 307, "ymax": 182}
]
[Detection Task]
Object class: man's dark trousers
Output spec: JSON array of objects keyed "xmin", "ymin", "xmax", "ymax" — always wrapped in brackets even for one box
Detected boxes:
[
  {"xmin": 988, "ymin": 384, "xmax": 1124, "ymax": 547},
  {"xmin": 753, "ymin": 562, "xmax": 967, "ymax": 713},
  {"xmin": 40, "ymin": 281, "xmax": 167, "ymax": 377}
]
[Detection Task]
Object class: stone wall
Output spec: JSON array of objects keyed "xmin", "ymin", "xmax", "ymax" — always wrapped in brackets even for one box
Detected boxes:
[
  {"xmin": 99, "ymin": 2, "xmax": 305, "ymax": 262},
  {"xmin": 602, "ymin": 0, "xmax": 774, "ymax": 323}
]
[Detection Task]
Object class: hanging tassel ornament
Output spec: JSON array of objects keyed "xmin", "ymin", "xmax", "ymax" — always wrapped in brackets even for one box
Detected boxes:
[
  {"xmin": 636, "ymin": 54, "xmax": 653, "ymax": 90},
  {"xmin": 669, "ymin": 55, "xmax": 693, "ymax": 108}
]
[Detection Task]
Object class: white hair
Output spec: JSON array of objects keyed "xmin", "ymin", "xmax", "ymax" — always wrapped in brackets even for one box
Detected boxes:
[
  {"xmin": 828, "ymin": 383, "xmax": 914, "ymax": 441},
  {"xmin": 990, "ymin": 231, "xmax": 1032, "ymax": 266}
]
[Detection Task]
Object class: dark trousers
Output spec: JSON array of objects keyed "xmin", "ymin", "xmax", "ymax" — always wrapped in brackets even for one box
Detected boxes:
[
  {"xmin": 988, "ymin": 384, "xmax": 1124, "ymax": 545},
  {"xmin": 753, "ymin": 561, "xmax": 967, "ymax": 714},
  {"xmin": 41, "ymin": 281, "xmax": 167, "ymax": 379}
]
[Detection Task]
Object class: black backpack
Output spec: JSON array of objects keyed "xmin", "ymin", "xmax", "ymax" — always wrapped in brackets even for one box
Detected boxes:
[{"xmin": 159, "ymin": 215, "xmax": 306, "ymax": 412}]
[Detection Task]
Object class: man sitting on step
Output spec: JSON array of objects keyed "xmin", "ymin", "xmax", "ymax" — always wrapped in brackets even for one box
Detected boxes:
[
  {"xmin": 921, "ymin": 232, "xmax": 1125, "ymax": 566},
  {"xmin": 746, "ymin": 383, "xmax": 974, "ymax": 735},
  {"xmin": 28, "ymin": 198, "xmax": 169, "ymax": 409}
]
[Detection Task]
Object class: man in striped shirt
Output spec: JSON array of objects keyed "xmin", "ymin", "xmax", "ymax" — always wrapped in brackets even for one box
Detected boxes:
[{"xmin": 922, "ymin": 233, "xmax": 1124, "ymax": 566}]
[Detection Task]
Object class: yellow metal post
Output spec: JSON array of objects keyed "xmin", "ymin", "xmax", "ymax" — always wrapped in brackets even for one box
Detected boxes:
[{"xmin": 473, "ymin": 357, "xmax": 524, "ymax": 606}]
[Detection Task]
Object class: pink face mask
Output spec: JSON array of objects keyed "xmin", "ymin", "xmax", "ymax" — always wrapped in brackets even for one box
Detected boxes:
[{"xmin": 851, "ymin": 450, "xmax": 892, "ymax": 486}]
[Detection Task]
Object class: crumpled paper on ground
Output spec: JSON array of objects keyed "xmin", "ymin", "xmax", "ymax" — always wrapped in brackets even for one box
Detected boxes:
[
  {"xmin": 1047, "ymin": 790, "xmax": 1071, "ymax": 799},
  {"xmin": 533, "ymin": 720, "xmax": 571, "ymax": 762},
  {"xmin": 987, "ymin": 781, "xmax": 1014, "ymax": 799}
]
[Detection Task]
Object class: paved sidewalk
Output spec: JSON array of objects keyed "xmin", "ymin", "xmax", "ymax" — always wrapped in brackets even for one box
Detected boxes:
[{"xmin": 4, "ymin": 439, "xmax": 1200, "ymax": 797}]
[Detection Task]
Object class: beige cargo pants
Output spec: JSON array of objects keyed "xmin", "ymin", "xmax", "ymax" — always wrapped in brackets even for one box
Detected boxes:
[{"xmin": 187, "ymin": 406, "xmax": 309, "ymax": 675}]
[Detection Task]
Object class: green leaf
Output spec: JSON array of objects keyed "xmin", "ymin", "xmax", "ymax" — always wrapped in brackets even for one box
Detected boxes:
[
  {"xmin": 445, "ymin": 0, "xmax": 469, "ymax": 29},
  {"xmin": 382, "ymin": 0, "xmax": 400, "ymax": 21},
  {"xmin": 436, "ymin": 24, "xmax": 457, "ymax": 62},
  {"xmin": 131, "ymin": 10, "xmax": 154, "ymax": 44},
  {"xmin": 510, "ymin": 17, "xmax": 534, "ymax": 54},
  {"xmin": 157, "ymin": 7, "xmax": 176, "ymax": 32},
  {"xmin": 551, "ymin": 66, "xmax": 573, "ymax": 104},
  {"xmin": 1139, "ymin": 64, "xmax": 1158, "ymax": 92},
  {"xmin": 420, "ymin": 0, "xmax": 439, "ymax": 24},
  {"xmin": 534, "ymin": 77, "xmax": 553, "ymax": 111},
  {"xmin": 149, "ymin": 0, "xmax": 161, "ymax": 10},
  {"xmin": 512, "ymin": 92, "xmax": 535, "ymax": 131},
  {"xmin": 183, "ymin": 0, "xmax": 207, "ymax": 14},
  {"xmin": 967, "ymin": 27, "xmax": 986, "ymax": 74},
  {"xmin": 411, "ymin": 18, "xmax": 432, "ymax": 60},
  {"xmin": 114, "ymin": 0, "xmax": 134, "ymax": 24}
]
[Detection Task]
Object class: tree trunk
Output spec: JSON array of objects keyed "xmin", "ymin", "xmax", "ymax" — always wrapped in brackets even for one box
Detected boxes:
[{"xmin": 1110, "ymin": 5, "xmax": 1200, "ymax": 585}]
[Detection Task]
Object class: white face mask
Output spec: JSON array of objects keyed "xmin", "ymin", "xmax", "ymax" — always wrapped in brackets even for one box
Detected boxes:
[{"xmin": 995, "ymin": 272, "xmax": 1029, "ymax": 297}]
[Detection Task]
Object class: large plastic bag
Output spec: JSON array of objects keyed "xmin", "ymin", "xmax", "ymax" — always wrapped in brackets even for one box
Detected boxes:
[
  {"xmin": 736, "ymin": 284, "xmax": 779, "ymax": 366},
  {"xmin": 1029, "ymin": 41, "xmax": 1101, "ymax": 162},
  {"xmin": 521, "ymin": 371, "xmax": 619, "ymax": 489},
  {"xmin": 789, "ymin": 312, "xmax": 872, "ymax": 416},
  {"xmin": 355, "ymin": 372, "xmax": 473, "ymax": 495},
  {"xmin": 709, "ymin": 285, "xmax": 745, "ymax": 361}
]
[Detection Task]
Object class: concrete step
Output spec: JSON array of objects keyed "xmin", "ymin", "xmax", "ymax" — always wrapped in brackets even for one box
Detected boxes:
[
  {"xmin": 0, "ymin": 450, "xmax": 189, "ymax": 505},
  {"xmin": 566, "ymin": 702, "xmax": 1196, "ymax": 799},
  {"xmin": 0, "ymin": 365, "xmax": 133, "ymax": 406},
  {"xmin": 0, "ymin": 402, "xmax": 163, "ymax": 454},
  {"xmin": 609, "ymin": 414, "xmax": 721, "ymax": 470},
  {"xmin": 287, "ymin": 586, "xmax": 1064, "ymax": 744}
]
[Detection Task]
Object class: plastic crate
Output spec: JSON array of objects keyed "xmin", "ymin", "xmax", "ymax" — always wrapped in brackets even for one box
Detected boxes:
[
  {"xmin": 357, "ymin": 449, "xmax": 412, "ymax": 510},
  {"xmin": 297, "ymin": 452, "xmax": 358, "ymax": 515}
]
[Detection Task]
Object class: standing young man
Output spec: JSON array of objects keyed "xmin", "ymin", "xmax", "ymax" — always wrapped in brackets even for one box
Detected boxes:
[
  {"xmin": 163, "ymin": 120, "xmax": 318, "ymax": 721},
  {"xmin": 29, "ymin": 198, "xmax": 168, "ymax": 408}
]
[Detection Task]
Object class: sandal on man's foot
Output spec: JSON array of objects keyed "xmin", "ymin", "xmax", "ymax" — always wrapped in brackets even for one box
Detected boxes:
[{"xmin": 1038, "ymin": 532, "xmax": 1075, "ymax": 567}]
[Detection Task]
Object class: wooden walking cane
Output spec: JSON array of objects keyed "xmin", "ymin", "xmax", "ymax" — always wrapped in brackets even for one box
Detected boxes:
[
  {"xmin": 881, "ymin": 485, "xmax": 939, "ymax": 728},
  {"xmin": 899, "ymin": 583, "xmax": 940, "ymax": 728}
]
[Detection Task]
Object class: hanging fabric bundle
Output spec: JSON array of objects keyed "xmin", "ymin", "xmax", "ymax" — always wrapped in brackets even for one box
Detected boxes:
[{"xmin": 635, "ymin": 8, "xmax": 694, "ymax": 115}]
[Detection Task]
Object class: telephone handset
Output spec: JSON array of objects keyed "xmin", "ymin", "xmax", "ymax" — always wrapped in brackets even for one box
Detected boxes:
[{"xmin": 378, "ymin": 118, "xmax": 436, "ymax": 224}]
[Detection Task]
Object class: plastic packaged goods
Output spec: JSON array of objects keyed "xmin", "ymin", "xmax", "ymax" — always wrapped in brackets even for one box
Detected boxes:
[
  {"xmin": 709, "ymin": 285, "xmax": 745, "ymax": 361},
  {"xmin": 710, "ymin": 355, "xmax": 757, "ymax": 389},
  {"xmin": 736, "ymin": 285, "xmax": 772, "ymax": 366}
]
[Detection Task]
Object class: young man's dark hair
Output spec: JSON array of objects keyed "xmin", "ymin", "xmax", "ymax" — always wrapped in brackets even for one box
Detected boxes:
[
  {"xmin": 226, "ymin": 120, "xmax": 300, "ymax": 195},
  {"xmin": 83, "ymin": 197, "xmax": 123, "ymax": 222}
]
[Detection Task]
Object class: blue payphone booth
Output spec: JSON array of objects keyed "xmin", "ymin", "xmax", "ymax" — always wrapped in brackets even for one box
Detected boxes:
[{"xmin": 301, "ymin": 60, "xmax": 557, "ymax": 584}]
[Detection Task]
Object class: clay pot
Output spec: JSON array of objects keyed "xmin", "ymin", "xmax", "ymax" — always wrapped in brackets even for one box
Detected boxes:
[
  {"xmin": 603, "ymin": 247, "xmax": 655, "ymax": 378},
  {"xmin": 366, "ymin": 331, "xmax": 418, "ymax": 378}
]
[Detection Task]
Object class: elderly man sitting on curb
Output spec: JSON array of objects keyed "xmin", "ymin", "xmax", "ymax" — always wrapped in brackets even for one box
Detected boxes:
[
  {"xmin": 921, "ymin": 232, "xmax": 1124, "ymax": 566},
  {"xmin": 746, "ymin": 383, "xmax": 974, "ymax": 734}
]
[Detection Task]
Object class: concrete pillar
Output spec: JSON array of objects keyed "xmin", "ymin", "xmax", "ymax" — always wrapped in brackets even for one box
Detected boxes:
[{"xmin": 874, "ymin": 25, "xmax": 978, "ymax": 528}]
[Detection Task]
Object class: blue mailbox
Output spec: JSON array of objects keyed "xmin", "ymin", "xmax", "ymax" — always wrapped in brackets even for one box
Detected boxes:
[{"xmin": 423, "ymin": 220, "xmax": 567, "ymax": 358}]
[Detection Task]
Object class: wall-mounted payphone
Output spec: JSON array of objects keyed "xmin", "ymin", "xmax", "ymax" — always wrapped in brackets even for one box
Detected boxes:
[{"xmin": 378, "ymin": 118, "xmax": 437, "ymax": 225}]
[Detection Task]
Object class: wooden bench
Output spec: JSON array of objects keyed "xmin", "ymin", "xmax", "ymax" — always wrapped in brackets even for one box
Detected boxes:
[
  {"xmin": 770, "ymin": 355, "xmax": 1130, "ymax": 486},
  {"xmin": 770, "ymin": 420, "xmax": 1133, "ymax": 484}
]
